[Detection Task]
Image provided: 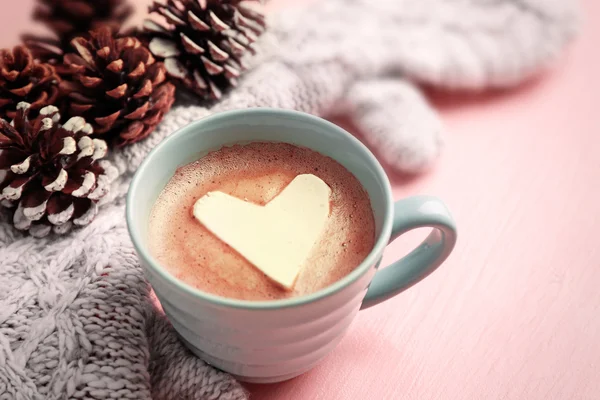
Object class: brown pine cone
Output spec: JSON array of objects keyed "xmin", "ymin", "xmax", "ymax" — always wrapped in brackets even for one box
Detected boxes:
[
  {"xmin": 0, "ymin": 102, "xmax": 118, "ymax": 237},
  {"xmin": 59, "ymin": 27, "xmax": 176, "ymax": 146},
  {"xmin": 0, "ymin": 46, "xmax": 61, "ymax": 121},
  {"xmin": 144, "ymin": 0, "xmax": 266, "ymax": 100},
  {"xmin": 23, "ymin": 0, "xmax": 133, "ymax": 65}
]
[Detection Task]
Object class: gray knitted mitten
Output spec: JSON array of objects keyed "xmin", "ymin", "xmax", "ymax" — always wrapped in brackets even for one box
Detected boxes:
[
  {"xmin": 0, "ymin": 1, "xmax": 578, "ymax": 399},
  {"xmin": 120, "ymin": 0, "xmax": 580, "ymax": 175}
]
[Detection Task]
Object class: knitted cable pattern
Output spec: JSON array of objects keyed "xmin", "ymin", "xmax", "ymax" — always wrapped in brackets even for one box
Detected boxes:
[{"xmin": 0, "ymin": 1, "xmax": 578, "ymax": 398}]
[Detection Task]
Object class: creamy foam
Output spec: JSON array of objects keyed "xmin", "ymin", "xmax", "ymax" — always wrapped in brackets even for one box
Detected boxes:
[{"xmin": 148, "ymin": 142, "xmax": 375, "ymax": 301}]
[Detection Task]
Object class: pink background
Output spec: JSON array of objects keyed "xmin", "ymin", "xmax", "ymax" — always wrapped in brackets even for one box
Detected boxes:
[{"xmin": 2, "ymin": 0, "xmax": 598, "ymax": 399}]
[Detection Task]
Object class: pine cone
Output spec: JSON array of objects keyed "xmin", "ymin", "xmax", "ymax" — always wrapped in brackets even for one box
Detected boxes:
[
  {"xmin": 144, "ymin": 0, "xmax": 266, "ymax": 100},
  {"xmin": 0, "ymin": 102, "xmax": 118, "ymax": 238},
  {"xmin": 23, "ymin": 0, "xmax": 133, "ymax": 65},
  {"xmin": 0, "ymin": 46, "xmax": 61, "ymax": 121},
  {"xmin": 59, "ymin": 27, "xmax": 176, "ymax": 146}
]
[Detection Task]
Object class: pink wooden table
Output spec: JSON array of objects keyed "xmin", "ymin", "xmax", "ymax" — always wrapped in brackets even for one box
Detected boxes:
[{"xmin": 2, "ymin": 1, "xmax": 598, "ymax": 399}]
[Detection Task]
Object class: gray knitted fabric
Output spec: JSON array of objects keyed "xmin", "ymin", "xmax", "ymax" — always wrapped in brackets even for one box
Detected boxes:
[{"xmin": 0, "ymin": 1, "xmax": 578, "ymax": 399}]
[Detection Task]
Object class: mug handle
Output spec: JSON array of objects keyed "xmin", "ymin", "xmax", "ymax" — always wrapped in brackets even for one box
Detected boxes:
[{"xmin": 360, "ymin": 196, "xmax": 457, "ymax": 310}]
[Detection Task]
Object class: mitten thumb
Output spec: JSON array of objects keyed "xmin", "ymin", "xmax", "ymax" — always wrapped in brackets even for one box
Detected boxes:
[{"xmin": 345, "ymin": 78, "xmax": 444, "ymax": 174}]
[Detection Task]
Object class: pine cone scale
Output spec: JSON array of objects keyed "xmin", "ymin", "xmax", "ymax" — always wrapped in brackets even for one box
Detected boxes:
[
  {"xmin": 71, "ymin": 39, "xmax": 97, "ymax": 66},
  {"xmin": 149, "ymin": 38, "xmax": 181, "ymax": 58},
  {"xmin": 33, "ymin": 89, "xmax": 56, "ymax": 106},
  {"xmin": 151, "ymin": 64, "xmax": 167, "ymax": 83},
  {"xmin": 162, "ymin": 8, "xmax": 186, "ymax": 26},
  {"xmin": 180, "ymin": 34, "xmax": 205, "ymax": 55},
  {"xmin": 202, "ymin": 56, "xmax": 223, "ymax": 75},
  {"xmin": 139, "ymin": 113, "xmax": 161, "ymax": 128},
  {"xmin": 0, "ymin": 152, "xmax": 27, "ymax": 170},
  {"xmin": 164, "ymin": 58, "xmax": 188, "ymax": 80},
  {"xmin": 106, "ymin": 59, "xmax": 124, "ymax": 73},
  {"xmin": 209, "ymin": 11, "xmax": 230, "ymax": 32},
  {"xmin": 46, "ymin": 195, "xmax": 73, "ymax": 224},
  {"xmin": 188, "ymin": 12, "xmax": 211, "ymax": 31},
  {"xmin": 42, "ymin": 169, "xmax": 68, "ymax": 191},
  {"xmin": 0, "ymin": 120, "xmax": 24, "ymax": 145},
  {"xmin": 106, "ymin": 84, "xmax": 128, "ymax": 99},
  {"xmin": 93, "ymin": 111, "xmax": 121, "ymax": 131},
  {"xmin": 72, "ymin": 199, "xmax": 97, "ymax": 226},
  {"xmin": 10, "ymin": 84, "xmax": 34, "ymax": 97},
  {"xmin": 3, "ymin": 175, "xmax": 32, "ymax": 200},
  {"xmin": 21, "ymin": 189, "xmax": 51, "ymax": 212},
  {"xmin": 128, "ymin": 62, "xmax": 146, "ymax": 79},
  {"xmin": 79, "ymin": 76, "xmax": 103, "ymax": 88},
  {"xmin": 62, "ymin": 54, "xmax": 88, "ymax": 71},
  {"xmin": 144, "ymin": 19, "xmax": 170, "ymax": 35},
  {"xmin": 124, "ymin": 102, "xmax": 150, "ymax": 120},
  {"xmin": 122, "ymin": 121, "xmax": 144, "ymax": 137},
  {"xmin": 207, "ymin": 41, "xmax": 229, "ymax": 61},
  {"xmin": 69, "ymin": 103, "xmax": 93, "ymax": 114},
  {"xmin": 10, "ymin": 155, "xmax": 33, "ymax": 174},
  {"xmin": 133, "ymin": 80, "xmax": 153, "ymax": 98},
  {"xmin": 1, "ymin": 70, "xmax": 19, "ymax": 82}
]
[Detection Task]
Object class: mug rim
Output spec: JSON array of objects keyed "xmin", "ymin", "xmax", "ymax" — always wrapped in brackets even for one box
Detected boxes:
[{"xmin": 126, "ymin": 108, "xmax": 394, "ymax": 310}]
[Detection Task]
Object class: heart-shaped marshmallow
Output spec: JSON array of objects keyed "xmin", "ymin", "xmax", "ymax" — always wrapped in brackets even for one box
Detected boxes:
[{"xmin": 193, "ymin": 174, "xmax": 331, "ymax": 289}]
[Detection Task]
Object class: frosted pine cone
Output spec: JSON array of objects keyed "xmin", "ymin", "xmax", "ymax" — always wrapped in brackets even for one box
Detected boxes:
[
  {"xmin": 144, "ymin": 0, "xmax": 266, "ymax": 100},
  {"xmin": 0, "ymin": 102, "xmax": 118, "ymax": 237}
]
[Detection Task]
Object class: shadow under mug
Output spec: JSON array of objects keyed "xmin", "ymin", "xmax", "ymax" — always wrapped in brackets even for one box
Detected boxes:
[{"xmin": 126, "ymin": 108, "xmax": 457, "ymax": 383}]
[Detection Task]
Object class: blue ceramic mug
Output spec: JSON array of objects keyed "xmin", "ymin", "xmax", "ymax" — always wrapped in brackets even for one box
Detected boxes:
[{"xmin": 126, "ymin": 108, "xmax": 457, "ymax": 383}]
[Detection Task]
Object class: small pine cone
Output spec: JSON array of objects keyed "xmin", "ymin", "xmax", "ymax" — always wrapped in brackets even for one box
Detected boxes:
[
  {"xmin": 144, "ymin": 0, "xmax": 266, "ymax": 100},
  {"xmin": 23, "ymin": 0, "xmax": 133, "ymax": 65},
  {"xmin": 0, "ymin": 46, "xmax": 61, "ymax": 121},
  {"xmin": 0, "ymin": 102, "xmax": 118, "ymax": 238},
  {"xmin": 59, "ymin": 27, "xmax": 176, "ymax": 146}
]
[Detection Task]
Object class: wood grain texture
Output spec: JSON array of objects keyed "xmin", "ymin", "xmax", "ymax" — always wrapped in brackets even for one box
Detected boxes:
[
  {"xmin": 256, "ymin": 1, "xmax": 600, "ymax": 398},
  {"xmin": 1, "ymin": 0, "xmax": 597, "ymax": 399}
]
